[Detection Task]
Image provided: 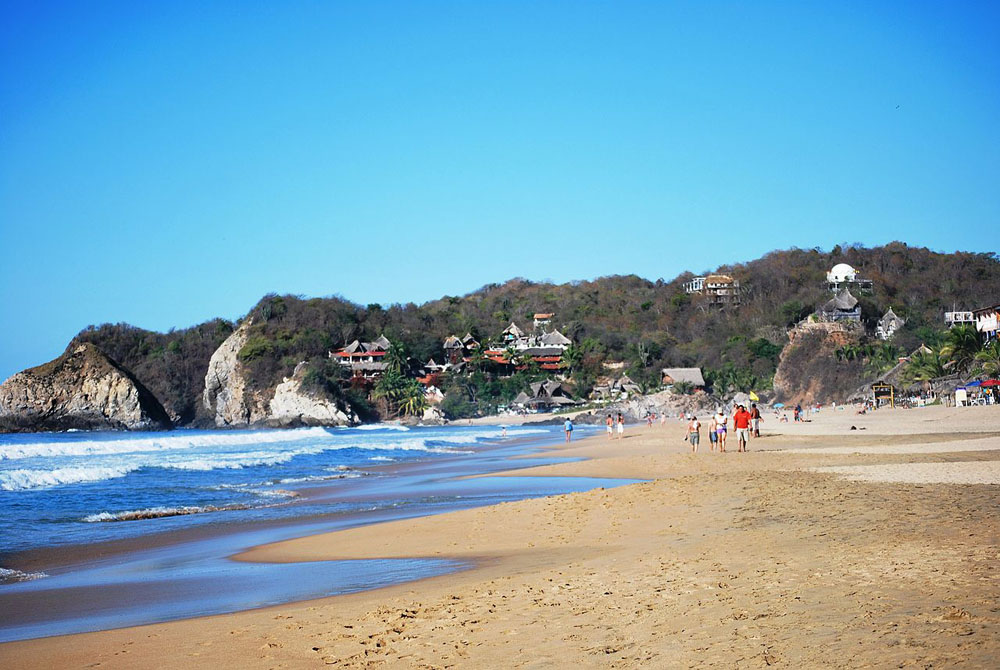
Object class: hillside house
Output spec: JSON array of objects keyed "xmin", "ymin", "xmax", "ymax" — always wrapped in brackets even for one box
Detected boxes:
[
  {"xmin": 330, "ymin": 335, "xmax": 391, "ymax": 381},
  {"xmin": 974, "ymin": 303, "xmax": 1000, "ymax": 342},
  {"xmin": 876, "ymin": 308, "xmax": 905, "ymax": 340},
  {"xmin": 661, "ymin": 367, "xmax": 706, "ymax": 390},
  {"xmin": 501, "ymin": 322, "xmax": 526, "ymax": 343},
  {"xmin": 683, "ymin": 274, "xmax": 741, "ymax": 306},
  {"xmin": 819, "ymin": 289, "xmax": 861, "ymax": 322},
  {"xmin": 533, "ymin": 313, "xmax": 553, "ymax": 330},
  {"xmin": 945, "ymin": 311, "xmax": 975, "ymax": 328}
]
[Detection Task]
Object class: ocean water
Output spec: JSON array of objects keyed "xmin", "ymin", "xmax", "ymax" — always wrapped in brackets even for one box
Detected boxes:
[
  {"xmin": 0, "ymin": 423, "xmax": 551, "ymax": 562},
  {"xmin": 0, "ymin": 422, "xmax": 636, "ymax": 641}
]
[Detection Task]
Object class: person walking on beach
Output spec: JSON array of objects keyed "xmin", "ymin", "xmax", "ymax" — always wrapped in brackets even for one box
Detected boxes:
[
  {"xmin": 606, "ymin": 414, "xmax": 614, "ymax": 440},
  {"xmin": 750, "ymin": 403, "xmax": 761, "ymax": 438},
  {"xmin": 715, "ymin": 409, "xmax": 728, "ymax": 452},
  {"xmin": 686, "ymin": 415, "xmax": 701, "ymax": 453},
  {"xmin": 564, "ymin": 417, "xmax": 573, "ymax": 442},
  {"xmin": 616, "ymin": 413, "xmax": 625, "ymax": 440},
  {"xmin": 733, "ymin": 405, "xmax": 751, "ymax": 452},
  {"xmin": 708, "ymin": 414, "xmax": 718, "ymax": 452},
  {"xmin": 794, "ymin": 404, "xmax": 802, "ymax": 422}
]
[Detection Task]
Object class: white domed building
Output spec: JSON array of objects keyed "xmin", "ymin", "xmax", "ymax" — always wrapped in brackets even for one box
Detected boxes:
[
  {"xmin": 827, "ymin": 263, "xmax": 857, "ymax": 284},
  {"xmin": 826, "ymin": 263, "xmax": 873, "ymax": 293}
]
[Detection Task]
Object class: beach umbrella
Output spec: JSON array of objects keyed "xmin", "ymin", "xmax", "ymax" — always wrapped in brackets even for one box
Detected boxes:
[
  {"xmin": 749, "ymin": 391, "xmax": 760, "ymax": 402},
  {"xmin": 966, "ymin": 380, "xmax": 983, "ymax": 387},
  {"xmin": 773, "ymin": 402, "xmax": 785, "ymax": 408},
  {"xmin": 981, "ymin": 379, "xmax": 1000, "ymax": 387}
]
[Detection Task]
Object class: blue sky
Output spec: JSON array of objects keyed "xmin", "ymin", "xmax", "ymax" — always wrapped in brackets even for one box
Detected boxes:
[{"xmin": 1, "ymin": 1, "xmax": 998, "ymax": 380}]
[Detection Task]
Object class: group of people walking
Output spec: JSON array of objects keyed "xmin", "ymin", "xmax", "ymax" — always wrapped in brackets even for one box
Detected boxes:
[
  {"xmin": 685, "ymin": 403, "xmax": 761, "ymax": 453},
  {"xmin": 605, "ymin": 412, "xmax": 625, "ymax": 439}
]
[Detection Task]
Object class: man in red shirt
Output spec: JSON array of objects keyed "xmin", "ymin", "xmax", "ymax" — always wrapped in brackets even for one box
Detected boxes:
[{"xmin": 733, "ymin": 404, "xmax": 752, "ymax": 452}]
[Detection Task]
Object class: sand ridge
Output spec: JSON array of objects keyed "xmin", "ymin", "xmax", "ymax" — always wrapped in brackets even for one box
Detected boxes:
[{"xmin": 1, "ymin": 404, "xmax": 998, "ymax": 668}]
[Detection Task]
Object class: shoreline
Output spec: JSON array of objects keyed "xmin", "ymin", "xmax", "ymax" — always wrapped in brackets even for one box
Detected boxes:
[
  {"xmin": 2, "ymin": 405, "xmax": 998, "ymax": 667},
  {"xmin": 0, "ymin": 425, "xmax": 635, "ymax": 642}
]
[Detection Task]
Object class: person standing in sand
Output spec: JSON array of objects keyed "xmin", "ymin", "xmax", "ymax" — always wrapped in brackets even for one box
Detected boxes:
[
  {"xmin": 686, "ymin": 415, "xmax": 701, "ymax": 453},
  {"xmin": 715, "ymin": 409, "xmax": 728, "ymax": 452},
  {"xmin": 605, "ymin": 414, "xmax": 614, "ymax": 440},
  {"xmin": 750, "ymin": 403, "xmax": 761, "ymax": 438},
  {"xmin": 733, "ymin": 404, "xmax": 751, "ymax": 452},
  {"xmin": 708, "ymin": 414, "xmax": 718, "ymax": 452},
  {"xmin": 616, "ymin": 413, "xmax": 625, "ymax": 439},
  {"xmin": 564, "ymin": 417, "xmax": 573, "ymax": 442}
]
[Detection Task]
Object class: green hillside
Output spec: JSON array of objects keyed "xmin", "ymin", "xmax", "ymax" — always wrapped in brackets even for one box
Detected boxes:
[{"xmin": 70, "ymin": 243, "xmax": 1000, "ymax": 423}]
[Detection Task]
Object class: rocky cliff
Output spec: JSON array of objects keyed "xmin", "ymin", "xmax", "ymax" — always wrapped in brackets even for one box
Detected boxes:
[
  {"xmin": 773, "ymin": 322, "xmax": 866, "ymax": 405},
  {"xmin": 202, "ymin": 320, "xmax": 269, "ymax": 426},
  {"xmin": 202, "ymin": 323, "xmax": 355, "ymax": 427},
  {"xmin": 0, "ymin": 343, "xmax": 172, "ymax": 432},
  {"xmin": 268, "ymin": 362, "xmax": 356, "ymax": 427}
]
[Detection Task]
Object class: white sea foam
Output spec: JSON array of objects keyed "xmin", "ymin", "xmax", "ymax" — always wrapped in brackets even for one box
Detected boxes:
[
  {"xmin": 354, "ymin": 424, "xmax": 410, "ymax": 431},
  {"xmin": 0, "ymin": 567, "xmax": 48, "ymax": 583},
  {"xmin": 82, "ymin": 504, "xmax": 255, "ymax": 522},
  {"xmin": 0, "ymin": 465, "xmax": 137, "ymax": 491},
  {"xmin": 276, "ymin": 472, "xmax": 362, "ymax": 484},
  {"xmin": 0, "ymin": 426, "xmax": 332, "ymax": 461},
  {"xmin": 0, "ymin": 425, "xmax": 555, "ymax": 491}
]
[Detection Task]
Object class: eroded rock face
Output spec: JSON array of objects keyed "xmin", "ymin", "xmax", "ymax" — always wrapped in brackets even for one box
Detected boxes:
[
  {"xmin": 202, "ymin": 320, "xmax": 268, "ymax": 427},
  {"xmin": 268, "ymin": 362, "xmax": 356, "ymax": 427},
  {"xmin": 773, "ymin": 325, "xmax": 865, "ymax": 405},
  {"xmin": 0, "ymin": 344, "xmax": 172, "ymax": 432}
]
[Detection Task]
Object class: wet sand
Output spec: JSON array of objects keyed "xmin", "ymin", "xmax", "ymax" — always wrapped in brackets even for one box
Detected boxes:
[{"xmin": 2, "ymin": 404, "xmax": 998, "ymax": 668}]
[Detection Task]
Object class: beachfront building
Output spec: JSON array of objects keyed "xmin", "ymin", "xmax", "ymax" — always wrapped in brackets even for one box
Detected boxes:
[
  {"xmin": 826, "ymin": 263, "xmax": 873, "ymax": 294},
  {"xmin": 875, "ymin": 308, "xmax": 906, "ymax": 340},
  {"xmin": 682, "ymin": 274, "xmax": 741, "ymax": 307},
  {"xmin": 330, "ymin": 335, "xmax": 391, "ymax": 381},
  {"xmin": 590, "ymin": 375, "xmax": 642, "ymax": 401},
  {"xmin": 973, "ymin": 303, "xmax": 1000, "ymax": 342},
  {"xmin": 661, "ymin": 367, "xmax": 706, "ymax": 390},
  {"xmin": 945, "ymin": 311, "xmax": 975, "ymax": 328},
  {"xmin": 512, "ymin": 380, "xmax": 577, "ymax": 411},
  {"xmin": 819, "ymin": 289, "xmax": 861, "ymax": 322}
]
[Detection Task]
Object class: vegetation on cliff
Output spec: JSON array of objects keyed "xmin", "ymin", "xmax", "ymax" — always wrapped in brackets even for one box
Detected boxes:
[{"xmin": 58, "ymin": 243, "xmax": 1000, "ymax": 424}]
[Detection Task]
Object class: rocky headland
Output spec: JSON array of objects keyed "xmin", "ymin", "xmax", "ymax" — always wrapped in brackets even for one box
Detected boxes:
[{"xmin": 0, "ymin": 343, "xmax": 172, "ymax": 432}]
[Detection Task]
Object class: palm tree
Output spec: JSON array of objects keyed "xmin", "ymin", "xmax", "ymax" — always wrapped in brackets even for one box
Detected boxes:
[
  {"xmin": 903, "ymin": 350, "xmax": 945, "ymax": 387},
  {"xmin": 939, "ymin": 325, "xmax": 981, "ymax": 373},
  {"xmin": 399, "ymin": 382, "xmax": 428, "ymax": 416},
  {"xmin": 974, "ymin": 340, "xmax": 1000, "ymax": 376},
  {"xmin": 384, "ymin": 341, "xmax": 409, "ymax": 375}
]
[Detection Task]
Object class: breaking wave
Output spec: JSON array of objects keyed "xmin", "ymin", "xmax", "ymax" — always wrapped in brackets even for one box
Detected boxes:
[
  {"xmin": 0, "ymin": 567, "xmax": 48, "ymax": 583},
  {"xmin": 82, "ymin": 504, "xmax": 254, "ymax": 523},
  {"xmin": 1, "ymin": 465, "xmax": 137, "ymax": 491},
  {"xmin": 0, "ymin": 427, "xmax": 333, "ymax": 461},
  {"xmin": 0, "ymin": 426, "xmax": 551, "ymax": 491}
]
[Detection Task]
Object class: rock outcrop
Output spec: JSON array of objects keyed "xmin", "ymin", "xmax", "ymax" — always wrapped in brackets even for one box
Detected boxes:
[
  {"xmin": 268, "ymin": 362, "xmax": 356, "ymax": 427},
  {"xmin": 773, "ymin": 322, "xmax": 865, "ymax": 405},
  {"xmin": 0, "ymin": 343, "xmax": 172, "ymax": 432},
  {"xmin": 202, "ymin": 320, "xmax": 269, "ymax": 426}
]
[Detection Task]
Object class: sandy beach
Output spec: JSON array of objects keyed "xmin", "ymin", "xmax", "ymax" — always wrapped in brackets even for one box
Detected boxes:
[{"xmin": 2, "ymin": 404, "xmax": 998, "ymax": 668}]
